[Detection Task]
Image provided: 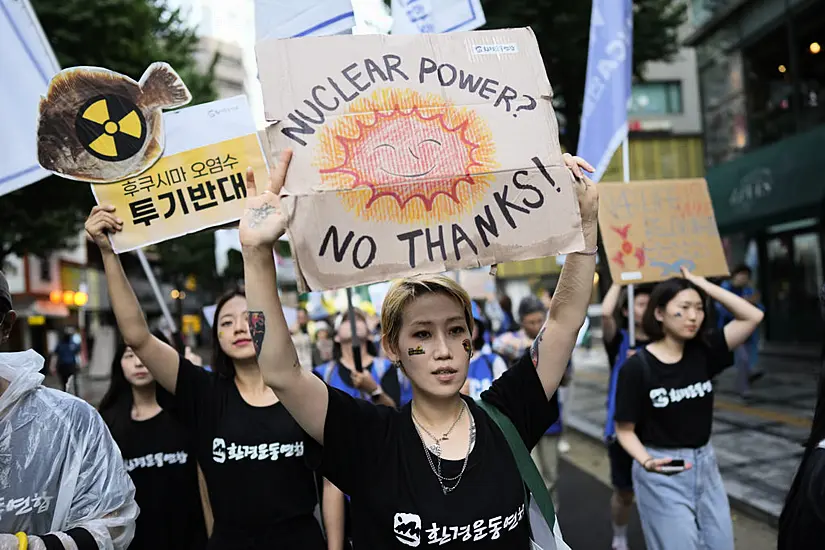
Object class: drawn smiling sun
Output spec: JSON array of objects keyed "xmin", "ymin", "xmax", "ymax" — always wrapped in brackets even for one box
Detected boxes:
[{"xmin": 315, "ymin": 88, "xmax": 497, "ymax": 224}]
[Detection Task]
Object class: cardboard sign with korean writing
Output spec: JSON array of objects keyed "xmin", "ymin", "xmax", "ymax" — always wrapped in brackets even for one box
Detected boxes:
[
  {"xmin": 598, "ymin": 179, "xmax": 729, "ymax": 285},
  {"xmin": 257, "ymin": 28, "xmax": 585, "ymax": 291},
  {"xmin": 91, "ymin": 95, "xmax": 267, "ymax": 253}
]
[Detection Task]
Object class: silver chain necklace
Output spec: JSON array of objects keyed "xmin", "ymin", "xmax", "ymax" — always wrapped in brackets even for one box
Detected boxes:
[
  {"xmin": 412, "ymin": 401, "xmax": 465, "ymax": 456},
  {"xmin": 412, "ymin": 401, "xmax": 475, "ymax": 494}
]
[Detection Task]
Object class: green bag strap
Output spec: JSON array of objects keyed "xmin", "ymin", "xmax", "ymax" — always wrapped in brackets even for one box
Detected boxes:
[{"xmin": 475, "ymin": 399, "xmax": 556, "ymax": 530}]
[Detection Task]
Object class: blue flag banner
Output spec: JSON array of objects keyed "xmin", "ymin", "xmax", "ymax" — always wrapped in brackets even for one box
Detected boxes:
[{"xmin": 576, "ymin": 0, "xmax": 633, "ymax": 182}]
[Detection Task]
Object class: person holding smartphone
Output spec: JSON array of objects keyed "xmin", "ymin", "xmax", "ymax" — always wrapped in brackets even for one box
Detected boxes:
[{"xmin": 614, "ymin": 271, "xmax": 763, "ymax": 550}]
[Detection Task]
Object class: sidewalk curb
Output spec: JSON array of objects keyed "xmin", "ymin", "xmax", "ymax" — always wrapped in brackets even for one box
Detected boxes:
[{"xmin": 566, "ymin": 415, "xmax": 780, "ymax": 527}]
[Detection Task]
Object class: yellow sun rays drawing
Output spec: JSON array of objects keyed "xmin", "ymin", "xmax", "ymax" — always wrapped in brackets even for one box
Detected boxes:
[{"xmin": 315, "ymin": 88, "xmax": 497, "ymax": 225}]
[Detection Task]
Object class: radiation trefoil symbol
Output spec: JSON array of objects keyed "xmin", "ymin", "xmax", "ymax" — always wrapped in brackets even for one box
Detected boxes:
[{"xmin": 75, "ymin": 94, "xmax": 147, "ymax": 162}]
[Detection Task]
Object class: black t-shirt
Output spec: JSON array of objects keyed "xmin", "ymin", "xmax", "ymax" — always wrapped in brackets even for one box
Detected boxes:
[
  {"xmin": 157, "ymin": 357, "xmax": 324, "ymax": 550},
  {"xmin": 614, "ymin": 329, "xmax": 733, "ymax": 449},
  {"xmin": 605, "ymin": 330, "xmax": 650, "ymax": 371},
  {"xmin": 778, "ymin": 447, "xmax": 825, "ymax": 550},
  {"xmin": 320, "ymin": 352, "xmax": 558, "ymax": 549},
  {"xmin": 108, "ymin": 410, "xmax": 206, "ymax": 550}
]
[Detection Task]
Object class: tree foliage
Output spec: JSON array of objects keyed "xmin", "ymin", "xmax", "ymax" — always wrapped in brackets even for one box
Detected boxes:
[
  {"xmin": 0, "ymin": 0, "xmax": 214, "ymax": 267},
  {"xmin": 482, "ymin": 0, "xmax": 686, "ymax": 152}
]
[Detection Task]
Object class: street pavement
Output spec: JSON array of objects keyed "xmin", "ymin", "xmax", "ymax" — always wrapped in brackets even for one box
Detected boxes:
[{"xmin": 567, "ymin": 344, "xmax": 816, "ymax": 524}]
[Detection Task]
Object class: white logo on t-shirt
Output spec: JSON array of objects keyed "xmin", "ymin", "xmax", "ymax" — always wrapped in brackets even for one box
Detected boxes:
[
  {"xmin": 394, "ymin": 512, "xmax": 422, "ymax": 547},
  {"xmin": 392, "ymin": 503, "xmax": 526, "ymax": 546},
  {"xmin": 211, "ymin": 437, "xmax": 304, "ymax": 463},
  {"xmin": 424, "ymin": 502, "xmax": 525, "ymax": 544},
  {"xmin": 649, "ymin": 380, "xmax": 713, "ymax": 408},
  {"xmin": 125, "ymin": 451, "xmax": 188, "ymax": 471}
]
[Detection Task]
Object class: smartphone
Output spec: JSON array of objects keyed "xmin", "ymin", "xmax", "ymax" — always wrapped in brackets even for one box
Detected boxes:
[{"xmin": 659, "ymin": 459, "xmax": 686, "ymax": 473}]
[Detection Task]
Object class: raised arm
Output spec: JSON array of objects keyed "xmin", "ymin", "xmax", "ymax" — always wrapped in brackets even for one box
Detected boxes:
[
  {"xmin": 682, "ymin": 268, "xmax": 764, "ymax": 350},
  {"xmin": 85, "ymin": 206, "xmax": 179, "ymax": 393},
  {"xmin": 240, "ymin": 152, "xmax": 329, "ymax": 444},
  {"xmin": 600, "ymin": 283, "xmax": 622, "ymax": 344},
  {"xmin": 532, "ymin": 155, "xmax": 598, "ymax": 399}
]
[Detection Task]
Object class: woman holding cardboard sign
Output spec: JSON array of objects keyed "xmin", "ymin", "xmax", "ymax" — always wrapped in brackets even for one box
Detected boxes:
[
  {"xmin": 85, "ymin": 209, "xmax": 332, "ymax": 550},
  {"xmin": 240, "ymin": 149, "xmax": 597, "ymax": 549}
]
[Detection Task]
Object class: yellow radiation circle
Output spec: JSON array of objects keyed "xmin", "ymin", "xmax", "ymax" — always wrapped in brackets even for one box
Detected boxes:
[{"xmin": 75, "ymin": 95, "xmax": 147, "ymax": 161}]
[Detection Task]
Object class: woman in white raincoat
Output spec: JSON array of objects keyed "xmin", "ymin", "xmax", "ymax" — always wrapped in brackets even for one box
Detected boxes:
[{"xmin": 0, "ymin": 272, "xmax": 138, "ymax": 550}]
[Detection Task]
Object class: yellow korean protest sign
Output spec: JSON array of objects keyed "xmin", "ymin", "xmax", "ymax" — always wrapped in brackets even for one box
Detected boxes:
[
  {"xmin": 91, "ymin": 96, "xmax": 267, "ymax": 252},
  {"xmin": 257, "ymin": 28, "xmax": 587, "ymax": 291},
  {"xmin": 598, "ymin": 179, "xmax": 729, "ymax": 285}
]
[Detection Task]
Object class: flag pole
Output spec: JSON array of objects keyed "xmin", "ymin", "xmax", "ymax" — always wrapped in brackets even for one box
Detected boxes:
[
  {"xmin": 346, "ymin": 287, "xmax": 364, "ymax": 372},
  {"xmin": 622, "ymin": 135, "xmax": 636, "ymax": 347},
  {"xmin": 136, "ymin": 249, "xmax": 178, "ymax": 337}
]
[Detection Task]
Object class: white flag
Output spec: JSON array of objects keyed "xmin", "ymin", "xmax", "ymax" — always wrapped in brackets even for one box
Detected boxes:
[
  {"xmin": 0, "ymin": 0, "xmax": 60, "ymax": 197},
  {"xmin": 391, "ymin": 0, "xmax": 485, "ymax": 34}
]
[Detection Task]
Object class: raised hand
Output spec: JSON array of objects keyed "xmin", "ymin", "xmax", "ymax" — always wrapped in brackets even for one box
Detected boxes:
[
  {"xmin": 85, "ymin": 204, "xmax": 123, "ymax": 253},
  {"xmin": 350, "ymin": 369, "xmax": 379, "ymax": 393},
  {"xmin": 562, "ymin": 153, "xmax": 599, "ymax": 230},
  {"xmin": 680, "ymin": 265, "xmax": 706, "ymax": 284},
  {"xmin": 239, "ymin": 150, "xmax": 293, "ymax": 248},
  {"xmin": 562, "ymin": 153, "xmax": 595, "ymax": 181}
]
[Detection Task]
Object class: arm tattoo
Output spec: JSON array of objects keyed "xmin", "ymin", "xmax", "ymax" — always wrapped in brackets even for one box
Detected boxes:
[
  {"xmin": 530, "ymin": 325, "xmax": 546, "ymax": 367},
  {"xmin": 248, "ymin": 311, "xmax": 266, "ymax": 358},
  {"xmin": 247, "ymin": 204, "xmax": 278, "ymax": 229}
]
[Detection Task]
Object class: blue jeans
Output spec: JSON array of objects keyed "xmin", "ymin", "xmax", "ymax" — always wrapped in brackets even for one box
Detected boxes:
[{"xmin": 631, "ymin": 444, "xmax": 734, "ymax": 550}]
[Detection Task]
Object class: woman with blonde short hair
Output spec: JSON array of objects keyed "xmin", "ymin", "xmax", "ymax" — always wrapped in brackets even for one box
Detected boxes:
[{"xmin": 240, "ymin": 150, "xmax": 598, "ymax": 549}]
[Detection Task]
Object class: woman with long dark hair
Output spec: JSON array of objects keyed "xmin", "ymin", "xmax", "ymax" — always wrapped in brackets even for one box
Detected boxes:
[
  {"xmin": 777, "ymin": 282, "xmax": 825, "ymax": 549},
  {"xmin": 614, "ymin": 270, "xmax": 763, "ymax": 550},
  {"xmin": 98, "ymin": 333, "xmax": 207, "ymax": 550},
  {"xmin": 85, "ymin": 205, "xmax": 331, "ymax": 550}
]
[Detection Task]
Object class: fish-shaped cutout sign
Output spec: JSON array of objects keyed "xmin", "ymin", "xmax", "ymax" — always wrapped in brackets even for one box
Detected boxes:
[{"xmin": 37, "ymin": 62, "xmax": 192, "ymax": 183}]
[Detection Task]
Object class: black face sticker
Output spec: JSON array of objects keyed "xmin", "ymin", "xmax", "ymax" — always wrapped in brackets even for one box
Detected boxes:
[
  {"xmin": 407, "ymin": 346, "xmax": 425, "ymax": 356},
  {"xmin": 462, "ymin": 339, "xmax": 472, "ymax": 357}
]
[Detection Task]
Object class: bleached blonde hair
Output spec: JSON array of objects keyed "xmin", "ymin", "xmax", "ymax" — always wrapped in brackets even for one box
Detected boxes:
[{"xmin": 380, "ymin": 274, "xmax": 474, "ymax": 355}]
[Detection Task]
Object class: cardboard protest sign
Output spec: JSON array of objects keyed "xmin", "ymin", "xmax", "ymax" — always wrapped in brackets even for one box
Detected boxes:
[
  {"xmin": 37, "ymin": 63, "xmax": 192, "ymax": 183},
  {"xmin": 598, "ymin": 179, "xmax": 729, "ymax": 285},
  {"xmin": 257, "ymin": 28, "xmax": 585, "ymax": 291},
  {"xmin": 92, "ymin": 95, "xmax": 268, "ymax": 253}
]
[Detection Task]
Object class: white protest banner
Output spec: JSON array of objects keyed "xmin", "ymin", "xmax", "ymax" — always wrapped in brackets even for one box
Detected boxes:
[
  {"xmin": 91, "ymin": 95, "xmax": 268, "ymax": 252},
  {"xmin": 0, "ymin": 0, "xmax": 60, "ymax": 196},
  {"xmin": 255, "ymin": 0, "xmax": 355, "ymax": 42},
  {"xmin": 257, "ymin": 28, "xmax": 585, "ymax": 291},
  {"xmin": 391, "ymin": 0, "xmax": 485, "ymax": 34}
]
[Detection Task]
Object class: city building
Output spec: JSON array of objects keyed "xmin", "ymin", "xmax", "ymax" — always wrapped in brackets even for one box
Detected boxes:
[
  {"xmin": 3, "ymin": 234, "xmax": 89, "ymax": 358},
  {"xmin": 195, "ymin": 35, "xmax": 246, "ymax": 99},
  {"xmin": 685, "ymin": 0, "xmax": 824, "ymax": 350}
]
